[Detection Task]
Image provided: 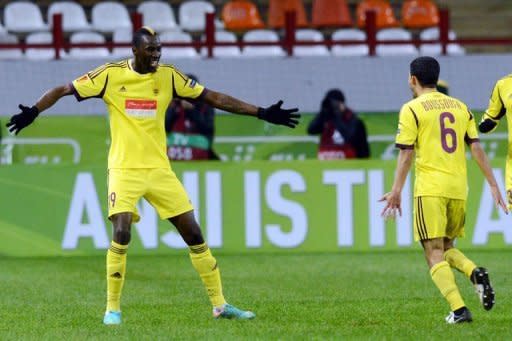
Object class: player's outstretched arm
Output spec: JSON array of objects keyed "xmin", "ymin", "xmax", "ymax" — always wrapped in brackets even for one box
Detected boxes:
[
  {"xmin": 202, "ymin": 90, "xmax": 300, "ymax": 128},
  {"xmin": 379, "ymin": 148, "xmax": 414, "ymax": 218},
  {"xmin": 470, "ymin": 142, "xmax": 508, "ymax": 214},
  {"xmin": 6, "ymin": 84, "xmax": 74, "ymax": 135}
]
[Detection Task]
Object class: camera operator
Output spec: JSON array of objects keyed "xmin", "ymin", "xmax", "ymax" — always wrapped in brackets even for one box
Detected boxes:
[{"xmin": 307, "ymin": 89, "xmax": 369, "ymax": 159}]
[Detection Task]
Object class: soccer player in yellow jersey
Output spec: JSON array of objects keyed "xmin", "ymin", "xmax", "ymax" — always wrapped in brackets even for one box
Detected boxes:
[
  {"xmin": 5, "ymin": 27, "xmax": 300, "ymax": 325},
  {"xmin": 380, "ymin": 57, "xmax": 508, "ymax": 324},
  {"xmin": 479, "ymin": 73, "xmax": 512, "ymax": 206}
]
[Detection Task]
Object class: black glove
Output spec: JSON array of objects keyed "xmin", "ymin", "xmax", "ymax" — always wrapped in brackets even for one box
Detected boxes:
[
  {"xmin": 257, "ymin": 100, "xmax": 300, "ymax": 128},
  {"xmin": 478, "ymin": 118, "xmax": 498, "ymax": 133},
  {"xmin": 6, "ymin": 104, "xmax": 39, "ymax": 135}
]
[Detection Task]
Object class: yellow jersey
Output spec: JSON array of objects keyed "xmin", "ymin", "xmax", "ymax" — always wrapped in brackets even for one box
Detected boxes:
[
  {"xmin": 395, "ymin": 91, "xmax": 479, "ymax": 199},
  {"xmin": 483, "ymin": 74, "xmax": 512, "ymax": 196},
  {"xmin": 71, "ymin": 59, "xmax": 205, "ymax": 169},
  {"xmin": 483, "ymin": 75, "xmax": 512, "ymax": 148}
]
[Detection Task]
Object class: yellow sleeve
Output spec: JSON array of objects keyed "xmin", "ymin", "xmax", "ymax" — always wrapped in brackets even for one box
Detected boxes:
[
  {"xmin": 171, "ymin": 67, "xmax": 205, "ymax": 99},
  {"xmin": 484, "ymin": 80, "xmax": 505, "ymax": 121},
  {"xmin": 71, "ymin": 64, "xmax": 110, "ymax": 101},
  {"xmin": 465, "ymin": 110, "xmax": 480, "ymax": 144},
  {"xmin": 395, "ymin": 104, "xmax": 418, "ymax": 149}
]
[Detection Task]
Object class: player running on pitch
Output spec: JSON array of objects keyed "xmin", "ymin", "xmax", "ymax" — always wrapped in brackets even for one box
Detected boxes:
[
  {"xmin": 380, "ymin": 56, "xmax": 507, "ymax": 324},
  {"xmin": 5, "ymin": 26, "xmax": 300, "ymax": 325}
]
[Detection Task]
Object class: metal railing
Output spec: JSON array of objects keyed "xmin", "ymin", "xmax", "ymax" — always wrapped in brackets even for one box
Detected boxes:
[{"xmin": 0, "ymin": 9, "xmax": 510, "ymax": 59}]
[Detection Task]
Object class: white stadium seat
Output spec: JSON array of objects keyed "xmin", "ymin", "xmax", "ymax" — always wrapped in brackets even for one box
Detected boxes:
[
  {"xmin": 242, "ymin": 29, "xmax": 285, "ymax": 58},
  {"xmin": 0, "ymin": 34, "xmax": 23, "ymax": 59},
  {"xmin": 200, "ymin": 30, "xmax": 241, "ymax": 58},
  {"xmin": 112, "ymin": 29, "xmax": 133, "ymax": 58},
  {"xmin": 47, "ymin": 1, "xmax": 91, "ymax": 32},
  {"xmin": 91, "ymin": 2, "xmax": 132, "ymax": 33},
  {"xmin": 294, "ymin": 29, "xmax": 329, "ymax": 57},
  {"xmin": 419, "ymin": 27, "xmax": 466, "ymax": 56},
  {"xmin": 331, "ymin": 29, "xmax": 369, "ymax": 57},
  {"xmin": 179, "ymin": 0, "xmax": 224, "ymax": 32},
  {"xmin": 67, "ymin": 31, "xmax": 110, "ymax": 59},
  {"xmin": 4, "ymin": 1, "xmax": 48, "ymax": 33},
  {"xmin": 137, "ymin": 1, "xmax": 180, "ymax": 33},
  {"xmin": 376, "ymin": 28, "xmax": 418, "ymax": 56},
  {"xmin": 25, "ymin": 32, "xmax": 67, "ymax": 60},
  {"xmin": 160, "ymin": 31, "xmax": 199, "ymax": 59}
]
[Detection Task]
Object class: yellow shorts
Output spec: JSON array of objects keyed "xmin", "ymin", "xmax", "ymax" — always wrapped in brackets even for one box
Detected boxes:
[
  {"xmin": 107, "ymin": 168, "xmax": 193, "ymax": 222},
  {"xmin": 413, "ymin": 196, "xmax": 466, "ymax": 241}
]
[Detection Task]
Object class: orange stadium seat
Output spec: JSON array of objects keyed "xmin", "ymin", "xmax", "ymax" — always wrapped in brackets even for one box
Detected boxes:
[
  {"xmin": 402, "ymin": 0, "xmax": 439, "ymax": 29},
  {"xmin": 222, "ymin": 0, "xmax": 265, "ymax": 31},
  {"xmin": 312, "ymin": 0, "xmax": 352, "ymax": 28},
  {"xmin": 267, "ymin": 0, "xmax": 309, "ymax": 29},
  {"xmin": 356, "ymin": 0, "xmax": 399, "ymax": 29}
]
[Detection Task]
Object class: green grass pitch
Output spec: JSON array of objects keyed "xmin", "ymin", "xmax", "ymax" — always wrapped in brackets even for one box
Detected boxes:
[{"xmin": 1, "ymin": 250, "xmax": 511, "ymax": 339}]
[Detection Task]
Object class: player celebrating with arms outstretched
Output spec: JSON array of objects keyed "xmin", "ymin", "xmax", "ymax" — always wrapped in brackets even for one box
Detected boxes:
[
  {"xmin": 6, "ymin": 27, "xmax": 300, "ymax": 325},
  {"xmin": 380, "ymin": 56, "xmax": 507, "ymax": 324}
]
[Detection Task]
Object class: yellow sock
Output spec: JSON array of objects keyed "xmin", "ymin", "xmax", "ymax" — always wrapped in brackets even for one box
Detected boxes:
[
  {"xmin": 444, "ymin": 248, "xmax": 477, "ymax": 278},
  {"xmin": 106, "ymin": 241, "xmax": 128, "ymax": 312},
  {"xmin": 189, "ymin": 243, "xmax": 226, "ymax": 307},
  {"xmin": 430, "ymin": 261, "xmax": 465, "ymax": 311}
]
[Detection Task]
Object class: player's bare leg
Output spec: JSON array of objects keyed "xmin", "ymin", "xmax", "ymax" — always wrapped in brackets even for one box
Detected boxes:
[
  {"xmin": 422, "ymin": 238, "xmax": 472, "ymax": 324},
  {"xmin": 444, "ymin": 238, "xmax": 495, "ymax": 311},
  {"xmin": 104, "ymin": 212, "xmax": 132, "ymax": 325},
  {"xmin": 169, "ymin": 211, "xmax": 255, "ymax": 319}
]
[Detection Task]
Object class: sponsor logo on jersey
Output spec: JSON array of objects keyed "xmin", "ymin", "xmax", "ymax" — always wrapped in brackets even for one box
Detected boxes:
[
  {"xmin": 119, "ymin": 86, "xmax": 127, "ymax": 92},
  {"xmin": 153, "ymin": 88, "xmax": 159, "ymax": 95},
  {"xmin": 125, "ymin": 99, "xmax": 157, "ymax": 118}
]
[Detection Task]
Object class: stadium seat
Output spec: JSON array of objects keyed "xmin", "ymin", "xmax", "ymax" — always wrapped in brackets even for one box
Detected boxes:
[
  {"xmin": 91, "ymin": 2, "xmax": 132, "ymax": 33},
  {"xmin": 160, "ymin": 31, "xmax": 200, "ymax": 59},
  {"xmin": 419, "ymin": 27, "xmax": 466, "ymax": 56},
  {"xmin": 331, "ymin": 29, "xmax": 369, "ymax": 57},
  {"xmin": 25, "ymin": 32, "xmax": 67, "ymax": 60},
  {"xmin": 0, "ymin": 33, "xmax": 23, "ymax": 59},
  {"xmin": 0, "ymin": 20, "xmax": 5, "ymax": 33},
  {"xmin": 200, "ymin": 30, "xmax": 241, "ymax": 58},
  {"xmin": 221, "ymin": 0, "xmax": 265, "ymax": 31},
  {"xmin": 242, "ymin": 29, "xmax": 286, "ymax": 58},
  {"xmin": 112, "ymin": 28, "xmax": 133, "ymax": 58},
  {"xmin": 178, "ymin": 1, "xmax": 224, "ymax": 32},
  {"xmin": 4, "ymin": 1, "xmax": 48, "ymax": 33},
  {"xmin": 67, "ymin": 31, "xmax": 110, "ymax": 59},
  {"xmin": 356, "ymin": 0, "xmax": 399, "ymax": 29},
  {"xmin": 47, "ymin": 1, "xmax": 91, "ymax": 32},
  {"xmin": 137, "ymin": 1, "xmax": 180, "ymax": 33},
  {"xmin": 376, "ymin": 28, "xmax": 418, "ymax": 56},
  {"xmin": 293, "ymin": 29, "xmax": 329, "ymax": 57},
  {"xmin": 401, "ymin": 0, "xmax": 439, "ymax": 29},
  {"xmin": 312, "ymin": 0, "xmax": 352, "ymax": 28},
  {"xmin": 267, "ymin": 0, "xmax": 309, "ymax": 29}
]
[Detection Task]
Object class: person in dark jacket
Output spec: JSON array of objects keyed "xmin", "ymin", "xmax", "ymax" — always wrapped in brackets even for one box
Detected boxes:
[
  {"xmin": 307, "ymin": 89, "xmax": 369, "ymax": 159},
  {"xmin": 165, "ymin": 74, "xmax": 218, "ymax": 160}
]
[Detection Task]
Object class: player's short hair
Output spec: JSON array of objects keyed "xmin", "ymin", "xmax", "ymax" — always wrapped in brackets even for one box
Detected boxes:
[
  {"xmin": 132, "ymin": 26, "xmax": 157, "ymax": 48},
  {"xmin": 410, "ymin": 56, "xmax": 440, "ymax": 88}
]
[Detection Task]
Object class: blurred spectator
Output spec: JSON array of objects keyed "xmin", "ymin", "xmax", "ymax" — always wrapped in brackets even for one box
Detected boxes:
[
  {"xmin": 308, "ymin": 89, "xmax": 370, "ymax": 159},
  {"xmin": 165, "ymin": 74, "xmax": 218, "ymax": 160},
  {"xmin": 437, "ymin": 79, "xmax": 449, "ymax": 95}
]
